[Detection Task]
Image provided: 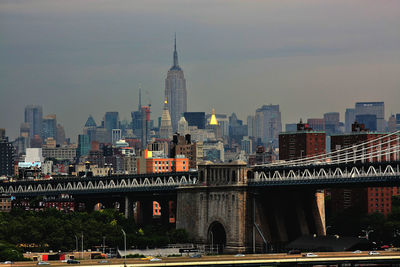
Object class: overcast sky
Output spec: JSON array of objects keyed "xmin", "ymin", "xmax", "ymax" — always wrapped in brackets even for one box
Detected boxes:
[{"xmin": 1, "ymin": 0, "xmax": 399, "ymax": 141}]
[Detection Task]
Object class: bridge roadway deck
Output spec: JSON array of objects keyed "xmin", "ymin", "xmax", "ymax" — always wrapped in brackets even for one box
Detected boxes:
[
  {"xmin": 9, "ymin": 251, "xmax": 400, "ymax": 266},
  {"xmin": 248, "ymin": 175, "xmax": 400, "ymax": 188}
]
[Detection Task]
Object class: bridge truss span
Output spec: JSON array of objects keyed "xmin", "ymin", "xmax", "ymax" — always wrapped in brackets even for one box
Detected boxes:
[
  {"xmin": 250, "ymin": 161, "xmax": 400, "ymax": 187},
  {"xmin": 0, "ymin": 172, "xmax": 198, "ymax": 197}
]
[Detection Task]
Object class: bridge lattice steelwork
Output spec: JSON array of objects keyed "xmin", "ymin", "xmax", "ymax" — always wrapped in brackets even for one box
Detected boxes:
[{"xmin": 0, "ymin": 172, "xmax": 198, "ymax": 197}]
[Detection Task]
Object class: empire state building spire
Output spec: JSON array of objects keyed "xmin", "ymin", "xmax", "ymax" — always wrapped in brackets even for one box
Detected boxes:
[
  {"xmin": 171, "ymin": 34, "xmax": 181, "ymax": 71},
  {"xmin": 174, "ymin": 34, "xmax": 178, "ymax": 66},
  {"xmin": 165, "ymin": 34, "xmax": 187, "ymax": 132}
]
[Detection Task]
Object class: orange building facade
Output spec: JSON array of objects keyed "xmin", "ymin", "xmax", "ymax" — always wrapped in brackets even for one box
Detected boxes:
[{"xmin": 137, "ymin": 149, "xmax": 189, "ymax": 174}]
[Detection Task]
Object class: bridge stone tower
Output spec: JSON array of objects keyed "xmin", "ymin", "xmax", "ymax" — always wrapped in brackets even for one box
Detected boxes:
[
  {"xmin": 176, "ymin": 161, "xmax": 326, "ymax": 253},
  {"xmin": 176, "ymin": 161, "xmax": 252, "ymax": 253}
]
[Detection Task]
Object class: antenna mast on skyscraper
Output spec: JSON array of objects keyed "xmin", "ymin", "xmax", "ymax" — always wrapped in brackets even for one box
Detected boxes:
[
  {"xmin": 138, "ymin": 83, "xmax": 142, "ymax": 110},
  {"xmin": 145, "ymin": 90, "xmax": 151, "ymax": 108}
]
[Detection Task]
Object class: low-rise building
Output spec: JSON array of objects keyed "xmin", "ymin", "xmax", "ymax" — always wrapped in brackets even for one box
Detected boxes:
[
  {"xmin": 42, "ymin": 145, "xmax": 77, "ymax": 161},
  {"xmin": 137, "ymin": 149, "xmax": 188, "ymax": 174}
]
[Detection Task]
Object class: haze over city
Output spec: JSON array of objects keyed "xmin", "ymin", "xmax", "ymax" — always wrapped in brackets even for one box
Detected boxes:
[{"xmin": 1, "ymin": 0, "xmax": 400, "ymax": 140}]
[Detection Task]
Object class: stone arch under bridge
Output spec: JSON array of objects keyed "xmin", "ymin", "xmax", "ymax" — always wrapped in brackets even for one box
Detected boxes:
[{"xmin": 208, "ymin": 221, "xmax": 227, "ymax": 254}]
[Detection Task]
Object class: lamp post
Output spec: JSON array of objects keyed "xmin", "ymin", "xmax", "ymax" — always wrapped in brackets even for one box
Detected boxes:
[
  {"xmin": 74, "ymin": 235, "xmax": 78, "ymax": 252},
  {"xmin": 81, "ymin": 233, "xmax": 84, "ymax": 260},
  {"xmin": 362, "ymin": 229, "xmax": 374, "ymax": 240},
  {"xmin": 102, "ymin": 236, "xmax": 106, "ymax": 254},
  {"xmin": 121, "ymin": 229, "xmax": 126, "ymax": 267},
  {"xmin": 209, "ymin": 231, "xmax": 214, "ymax": 254}
]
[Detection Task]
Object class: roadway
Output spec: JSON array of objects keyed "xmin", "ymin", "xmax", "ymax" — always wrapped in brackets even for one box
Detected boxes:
[{"xmin": 7, "ymin": 251, "xmax": 400, "ymax": 266}]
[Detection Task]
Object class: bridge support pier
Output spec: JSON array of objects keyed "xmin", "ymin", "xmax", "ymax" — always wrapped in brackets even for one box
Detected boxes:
[
  {"xmin": 312, "ymin": 190, "xmax": 326, "ymax": 236},
  {"xmin": 124, "ymin": 195, "xmax": 133, "ymax": 219}
]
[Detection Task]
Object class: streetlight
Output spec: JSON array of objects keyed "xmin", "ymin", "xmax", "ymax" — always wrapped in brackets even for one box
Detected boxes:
[
  {"xmin": 121, "ymin": 229, "xmax": 126, "ymax": 267},
  {"xmin": 81, "ymin": 233, "xmax": 84, "ymax": 260},
  {"xmin": 209, "ymin": 231, "xmax": 214, "ymax": 254},
  {"xmin": 362, "ymin": 229, "xmax": 374, "ymax": 240},
  {"xmin": 74, "ymin": 235, "xmax": 78, "ymax": 252}
]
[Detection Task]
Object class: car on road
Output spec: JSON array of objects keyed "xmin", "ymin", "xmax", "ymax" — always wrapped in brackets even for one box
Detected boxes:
[
  {"xmin": 67, "ymin": 259, "xmax": 80, "ymax": 264},
  {"xmin": 149, "ymin": 258, "xmax": 162, "ymax": 262},
  {"xmin": 369, "ymin": 251, "xmax": 380, "ymax": 255},
  {"xmin": 37, "ymin": 261, "xmax": 50, "ymax": 265},
  {"xmin": 288, "ymin": 249, "xmax": 301, "ymax": 255},
  {"xmin": 98, "ymin": 260, "xmax": 108, "ymax": 264},
  {"xmin": 352, "ymin": 250, "xmax": 362, "ymax": 253},
  {"xmin": 141, "ymin": 256, "xmax": 154, "ymax": 261},
  {"xmin": 303, "ymin": 253, "xmax": 318, "ymax": 257},
  {"xmin": 234, "ymin": 254, "xmax": 245, "ymax": 257},
  {"xmin": 190, "ymin": 254, "xmax": 202, "ymax": 258},
  {"xmin": 3, "ymin": 261, "xmax": 12, "ymax": 264}
]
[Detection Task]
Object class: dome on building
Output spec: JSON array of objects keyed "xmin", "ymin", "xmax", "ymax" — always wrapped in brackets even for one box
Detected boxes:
[{"xmin": 209, "ymin": 109, "xmax": 218, "ymax": 125}]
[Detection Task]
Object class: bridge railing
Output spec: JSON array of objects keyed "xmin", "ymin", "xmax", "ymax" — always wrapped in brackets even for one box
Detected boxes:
[
  {"xmin": 250, "ymin": 162, "xmax": 400, "ymax": 184},
  {"xmin": 0, "ymin": 172, "xmax": 199, "ymax": 195}
]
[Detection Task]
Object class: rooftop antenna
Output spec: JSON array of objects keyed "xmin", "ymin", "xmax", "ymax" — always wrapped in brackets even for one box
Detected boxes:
[
  {"xmin": 145, "ymin": 90, "xmax": 151, "ymax": 108},
  {"xmin": 138, "ymin": 83, "xmax": 142, "ymax": 110}
]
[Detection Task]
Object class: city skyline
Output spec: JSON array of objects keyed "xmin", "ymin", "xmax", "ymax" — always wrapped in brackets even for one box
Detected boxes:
[{"xmin": 1, "ymin": 0, "xmax": 400, "ymax": 140}]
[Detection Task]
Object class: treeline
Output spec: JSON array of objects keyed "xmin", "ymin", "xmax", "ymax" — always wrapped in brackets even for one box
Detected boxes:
[
  {"xmin": 327, "ymin": 196, "xmax": 400, "ymax": 245},
  {"xmin": 0, "ymin": 208, "xmax": 189, "ymax": 254}
]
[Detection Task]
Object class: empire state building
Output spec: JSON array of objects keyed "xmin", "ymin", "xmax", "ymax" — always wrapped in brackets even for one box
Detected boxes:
[{"xmin": 165, "ymin": 36, "xmax": 187, "ymax": 132}]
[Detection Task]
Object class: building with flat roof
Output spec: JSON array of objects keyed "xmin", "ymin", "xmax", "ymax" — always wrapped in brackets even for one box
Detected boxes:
[
  {"xmin": 24, "ymin": 105, "xmax": 43, "ymax": 138},
  {"xmin": 279, "ymin": 121, "xmax": 326, "ymax": 161},
  {"xmin": 184, "ymin": 112, "xmax": 205, "ymax": 129},
  {"xmin": 137, "ymin": 149, "xmax": 189, "ymax": 174},
  {"xmin": 0, "ymin": 132, "xmax": 14, "ymax": 177},
  {"xmin": 355, "ymin": 102, "xmax": 384, "ymax": 132},
  {"xmin": 345, "ymin": 108, "xmax": 355, "ymax": 133}
]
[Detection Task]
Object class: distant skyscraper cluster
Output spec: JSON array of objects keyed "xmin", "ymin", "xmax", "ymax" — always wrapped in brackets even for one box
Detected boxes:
[{"xmin": 1, "ymin": 36, "xmax": 400, "ymax": 182}]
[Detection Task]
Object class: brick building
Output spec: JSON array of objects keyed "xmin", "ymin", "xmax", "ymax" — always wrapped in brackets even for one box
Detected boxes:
[
  {"xmin": 0, "ymin": 130, "xmax": 14, "ymax": 177},
  {"xmin": 137, "ymin": 149, "xmax": 189, "ymax": 174},
  {"xmin": 170, "ymin": 133, "xmax": 201, "ymax": 169},
  {"xmin": 279, "ymin": 121, "xmax": 326, "ymax": 161},
  {"xmin": 330, "ymin": 122, "xmax": 400, "ymax": 216}
]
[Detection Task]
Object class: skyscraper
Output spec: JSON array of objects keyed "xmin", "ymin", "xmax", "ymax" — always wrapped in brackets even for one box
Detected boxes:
[
  {"xmin": 24, "ymin": 105, "xmax": 43, "ymax": 138},
  {"xmin": 104, "ymin": 112, "xmax": 119, "ymax": 142},
  {"xmin": 355, "ymin": 102, "xmax": 384, "ymax": 132},
  {"xmin": 0, "ymin": 130, "xmax": 14, "ymax": 177},
  {"xmin": 77, "ymin": 134, "xmax": 90, "ymax": 161},
  {"xmin": 184, "ymin": 112, "xmax": 205, "ymax": 129},
  {"xmin": 83, "ymin": 115, "xmax": 97, "ymax": 143},
  {"xmin": 345, "ymin": 108, "xmax": 355, "ymax": 133},
  {"xmin": 255, "ymin": 105, "xmax": 282, "ymax": 146},
  {"xmin": 159, "ymin": 98, "xmax": 173, "ymax": 139},
  {"xmin": 42, "ymin": 114, "xmax": 57, "ymax": 141},
  {"xmin": 323, "ymin": 112, "xmax": 340, "ymax": 135},
  {"xmin": 165, "ymin": 35, "xmax": 187, "ymax": 131}
]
